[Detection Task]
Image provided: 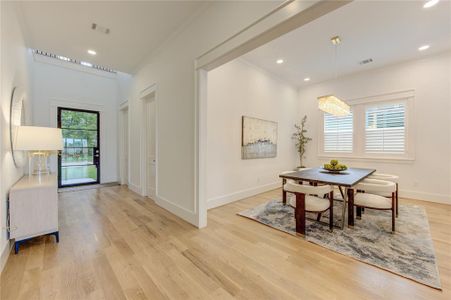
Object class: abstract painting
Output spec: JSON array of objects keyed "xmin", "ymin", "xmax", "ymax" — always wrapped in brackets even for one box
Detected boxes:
[{"xmin": 241, "ymin": 116, "xmax": 277, "ymax": 159}]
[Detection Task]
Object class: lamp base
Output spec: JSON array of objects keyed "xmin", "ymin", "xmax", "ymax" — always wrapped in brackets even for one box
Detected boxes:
[{"xmin": 28, "ymin": 151, "xmax": 51, "ymax": 175}]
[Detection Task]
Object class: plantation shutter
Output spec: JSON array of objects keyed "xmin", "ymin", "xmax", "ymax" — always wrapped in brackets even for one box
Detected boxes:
[
  {"xmin": 365, "ymin": 102, "xmax": 405, "ymax": 154},
  {"xmin": 323, "ymin": 111, "xmax": 353, "ymax": 153}
]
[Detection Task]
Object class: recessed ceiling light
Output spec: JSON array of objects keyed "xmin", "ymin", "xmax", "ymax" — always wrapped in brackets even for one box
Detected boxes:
[
  {"xmin": 276, "ymin": 59, "xmax": 284, "ymax": 64},
  {"xmin": 87, "ymin": 49, "xmax": 97, "ymax": 55},
  {"xmin": 423, "ymin": 0, "xmax": 439, "ymax": 8},
  {"xmin": 418, "ymin": 45, "xmax": 430, "ymax": 51},
  {"xmin": 304, "ymin": 77, "xmax": 310, "ymax": 82}
]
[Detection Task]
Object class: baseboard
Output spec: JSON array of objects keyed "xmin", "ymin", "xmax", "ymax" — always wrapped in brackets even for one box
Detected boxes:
[
  {"xmin": 126, "ymin": 183, "xmax": 197, "ymax": 226},
  {"xmin": 400, "ymin": 189, "xmax": 451, "ymax": 205},
  {"xmin": 207, "ymin": 181, "xmax": 280, "ymax": 210},
  {"xmin": 0, "ymin": 241, "xmax": 12, "ymax": 274},
  {"xmin": 148, "ymin": 187, "xmax": 156, "ymax": 199},
  {"xmin": 154, "ymin": 195, "xmax": 198, "ymax": 226},
  {"xmin": 128, "ymin": 182, "xmax": 141, "ymax": 195}
]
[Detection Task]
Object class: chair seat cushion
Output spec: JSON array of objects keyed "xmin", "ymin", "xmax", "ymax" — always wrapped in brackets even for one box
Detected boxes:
[
  {"xmin": 355, "ymin": 193, "xmax": 392, "ymax": 209},
  {"xmin": 289, "ymin": 195, "xmax": 330, "ymax": 212}
]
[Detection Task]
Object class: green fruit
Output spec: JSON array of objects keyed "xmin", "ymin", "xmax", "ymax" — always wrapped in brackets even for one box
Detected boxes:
[
  {"xmin": 330, "ymin": 159, "xmax": 338, "ymax": 166},
  {"xmin": 338, "ymin": 164, "xmax": 347, "ymax": 170}
]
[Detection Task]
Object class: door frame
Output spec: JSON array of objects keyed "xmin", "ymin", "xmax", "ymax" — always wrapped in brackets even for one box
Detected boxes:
[
  {"xmin": 119, "ymin": 102, "xmax": 129, "ymax": 185},
  {"xmin": 139, "ymin": 84, "xmax": 158, "ymax": 198},
  {"xmin": 57, "ymin": 106, "xmax": 101, "ymax": 188}
]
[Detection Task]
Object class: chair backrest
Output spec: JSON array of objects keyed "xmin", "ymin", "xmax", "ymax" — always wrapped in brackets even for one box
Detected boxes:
[
  {"xmin": 369, "ymin": 173, "xmax": 399, "ymax": 183},
  {"xmin": 284, "ymin": 181, "xmax": 332, "ymax": 196},
  {"xmin": 355, "ymin": 178, "xmax": 396, "ymax": 194}
]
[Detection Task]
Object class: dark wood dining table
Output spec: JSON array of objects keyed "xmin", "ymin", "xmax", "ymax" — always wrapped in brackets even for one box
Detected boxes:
[{"xmin": 279, "ymin": 167, "xmax": 375, "ymax": 235}]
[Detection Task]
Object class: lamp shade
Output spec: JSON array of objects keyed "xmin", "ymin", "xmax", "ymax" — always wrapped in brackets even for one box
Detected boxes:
[
  {"xmin": 318, "ymin": 95, "xmax": 350, "ymax": 116},
  {"xmin": 15, "ymin": 126, "xmax": 63, "ymax": 151}
]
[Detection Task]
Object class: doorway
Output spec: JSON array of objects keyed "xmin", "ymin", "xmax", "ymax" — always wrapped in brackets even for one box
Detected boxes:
[
  {"xmin": 57, "ymin": 107, "xmax": 100, "ymax": 187},
  {"xmin": 142, "ymin": 92, "xmax": 157, "ymax": 199},
  {"xmin": 119, "ymin": 106, "xmax": 129, "ymax": 185}
]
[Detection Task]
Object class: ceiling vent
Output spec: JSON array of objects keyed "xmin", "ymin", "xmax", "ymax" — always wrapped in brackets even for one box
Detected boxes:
[
  {"xmin": 359, "ymin": 58, "xmax": 373, "ymax": 65},
  {"xmin": 91, "ymin": 23, "xmax": 110, "ymax": 34}
]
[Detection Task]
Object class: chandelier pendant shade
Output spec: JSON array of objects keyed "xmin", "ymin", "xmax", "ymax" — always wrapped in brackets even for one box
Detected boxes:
[{"xmin": 318, "ymin": 95, "xmax": 350, "ymax": 116}]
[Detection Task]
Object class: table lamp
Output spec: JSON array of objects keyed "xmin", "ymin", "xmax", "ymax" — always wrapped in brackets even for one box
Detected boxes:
[{"xmin": 15, "ymin": 126, "xmax": 63, "ymax": 175}]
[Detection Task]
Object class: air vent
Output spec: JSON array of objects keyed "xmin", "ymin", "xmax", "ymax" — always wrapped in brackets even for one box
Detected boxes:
[
  {"xmin": 359, "ymin": 58, "xmax": 373, "ymax": 65},
  {"xmin": 91, "ymin": 23, "xmax": 110, "ymax": 34}
]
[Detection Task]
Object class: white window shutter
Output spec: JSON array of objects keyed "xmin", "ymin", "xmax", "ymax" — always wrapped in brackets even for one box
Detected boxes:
[
  {"xmin": 365, "ymin": 103, "xmax": 405, "ymax": 154},
  {"xmin": 323, "ymin": 111, "xmax": 353, "ymax": 153}
]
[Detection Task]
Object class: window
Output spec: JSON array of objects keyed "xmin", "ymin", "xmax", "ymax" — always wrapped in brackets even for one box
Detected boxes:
[
  {"xmin": 319, "ymin": 92, "xmax": 414, "ymax": 160},
  {"xmin": 34, "ymin": 49, "xmax": 116, "ymax": 73},
  {"xmin": 323, "ymin": 111, "xmax": 353, "ymax": 153},
  {"xmin": 365, "ymin": 102, "xmax": 405, "ymax": 154}
]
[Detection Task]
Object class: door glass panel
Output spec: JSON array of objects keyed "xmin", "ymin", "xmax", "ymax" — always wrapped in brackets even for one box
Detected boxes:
[{"xmin": 59, "ymin": 109, "xmax": 99, "ymax": 187}]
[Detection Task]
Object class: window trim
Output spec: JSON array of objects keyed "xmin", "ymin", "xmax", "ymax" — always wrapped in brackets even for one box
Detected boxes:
[{"xmin": 318, "ymin": 90, "xmax": 415, "ymax": 161}]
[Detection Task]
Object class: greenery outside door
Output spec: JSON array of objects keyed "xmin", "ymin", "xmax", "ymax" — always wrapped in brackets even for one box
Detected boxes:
[{"xmin": 57, "ymin": 107, "xmax": 100, "ymax": 187}]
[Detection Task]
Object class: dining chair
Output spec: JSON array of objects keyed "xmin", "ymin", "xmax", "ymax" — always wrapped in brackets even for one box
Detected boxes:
[
  {"xmin": 283, "ymin": 182, "xmax": 334, "ymax": 231},
  {"xmin": 368, "ymin": 173, "xmax": 399, "ymax": 216},
  {"xmin": 280, "ymin": 171, "xmax": 296, "ymax": 205},
  {"xmin": 353, "ymin": 179, "xmax": 397, "ymax": 232}
]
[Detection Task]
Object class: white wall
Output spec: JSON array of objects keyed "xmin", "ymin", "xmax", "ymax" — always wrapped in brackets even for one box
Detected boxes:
[
  {"xmin": 0, "ymin": 2, "xmax": 32, "ymax": 271},
  {"xmin": 30, "ymin": 56, "xmax": 132, "ymax": 183},
  {"xmin": 299, "ymin": 52, "xmax": 451, "ymax": 204},
  {"xmin": 206, "ymin": 59, "xmax": 298, "ymax": 209},
  {"xmin": 129, "ymin": 1, "xmax": 282, "ymax": 225}
]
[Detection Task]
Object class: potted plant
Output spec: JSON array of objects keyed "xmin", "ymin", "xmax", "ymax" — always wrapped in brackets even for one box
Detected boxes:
[{"xmin": 292, "ymin": 115, "xmax": 312, "ymax": 169}]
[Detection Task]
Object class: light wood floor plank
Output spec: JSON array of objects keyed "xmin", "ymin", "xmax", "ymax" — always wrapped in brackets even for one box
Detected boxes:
[{"xmin": 1, "ymin": 185, "xmax": 450, "ymax": 299}]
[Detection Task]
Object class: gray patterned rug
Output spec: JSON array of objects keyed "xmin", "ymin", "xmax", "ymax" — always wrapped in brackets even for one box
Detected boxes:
[{"xmin": 238, "ymin": 199, "xmax": 441, "ymax": 289}]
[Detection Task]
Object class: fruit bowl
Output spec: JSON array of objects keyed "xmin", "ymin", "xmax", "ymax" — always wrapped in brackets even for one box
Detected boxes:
[
  {"xmin": 323, "ymin": 160, "xmax": 347, "ymax": 173},
  {"xmin": 322, "ymin": 167, "xmax": 346, "ymax": 174}
]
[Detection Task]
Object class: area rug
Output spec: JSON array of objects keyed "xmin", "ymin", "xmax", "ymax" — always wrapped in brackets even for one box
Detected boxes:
[{"xmin": 238, "ymin": 199, "xmax": 441, "ymax": 289}]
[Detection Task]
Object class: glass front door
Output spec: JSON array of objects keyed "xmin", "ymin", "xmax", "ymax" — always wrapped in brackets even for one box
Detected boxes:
[{"xmin": 58, "ymin": 107, "xmax": 100, "ymax": 187}]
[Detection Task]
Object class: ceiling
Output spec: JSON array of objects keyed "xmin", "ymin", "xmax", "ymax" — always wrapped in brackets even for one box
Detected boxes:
[
  {"xmin": 17, "ymin": 1, "xmax": 205, "ymax": 73},
  {"xmin": 242, "ymin": 0, "xmax": 451, "ymax": 87}
]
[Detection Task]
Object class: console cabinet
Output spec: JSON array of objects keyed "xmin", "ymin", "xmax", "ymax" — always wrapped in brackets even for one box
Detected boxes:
[{"xmin": 9, "ymin": 174, "xmax": 59, "ymax": 253}]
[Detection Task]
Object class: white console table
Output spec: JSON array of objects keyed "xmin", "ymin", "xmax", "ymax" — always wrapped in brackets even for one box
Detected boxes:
[{"xmin": 9, "ymin": 174, "xmax": 59, "ymax": 254}]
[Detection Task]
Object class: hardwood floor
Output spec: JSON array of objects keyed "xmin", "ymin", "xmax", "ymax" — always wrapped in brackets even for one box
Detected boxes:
[{"xmin": 1, "ymin": 186, "xmax": 450, "ymax": 299}]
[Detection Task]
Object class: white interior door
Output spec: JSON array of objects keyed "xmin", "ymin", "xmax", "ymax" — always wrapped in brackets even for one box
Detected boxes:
[
  {"xmin": 120, "ymin": 108, "xmax": 129, "ymax": 185},
  {"xmin": 145, "ymin": 98, "xmax": 156, "ymax": 198}
]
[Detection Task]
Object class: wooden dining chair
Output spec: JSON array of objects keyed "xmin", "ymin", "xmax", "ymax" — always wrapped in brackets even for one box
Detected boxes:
[
  {"xmin": 280, "ymin": 171, "xmax": 296, "ymax": 205},
  {"xmin": 353, "ymin": 179, "xmax": 397, "ymax": 232},
  {"xmin": 283, "ymin": 182, "xmax": 334, "ymax": 231},
  {"xmin": 368, "ymin": 173, "xmax": 399, "ymax": 216}
]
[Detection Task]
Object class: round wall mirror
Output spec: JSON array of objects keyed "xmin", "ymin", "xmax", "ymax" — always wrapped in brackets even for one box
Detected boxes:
[{"xmin": 10, "ymin": 87, "xmax": 26, "ymax": 168}]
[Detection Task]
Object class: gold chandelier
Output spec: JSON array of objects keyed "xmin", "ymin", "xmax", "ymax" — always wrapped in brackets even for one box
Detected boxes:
[{"xmin": 318, "ymin": 36, "xmax": 350, "ymax": 116}]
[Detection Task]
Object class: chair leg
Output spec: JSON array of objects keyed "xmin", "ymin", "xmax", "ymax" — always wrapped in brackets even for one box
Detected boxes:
[
  {"xmin": 396, "ymin": 183, "xmax": 399, "ymax": 217},
  {"xmin": 316, "ymin": 213, "xmax": 322, "ymax": 221},
  {"xmin": 356, "ymin": 207, "xmax": 362, "ymax": 219},
  {"xmin": 360, "ymin": 190, "xmax": 365, "ymax": 214},
  {"xmin": 392, "ymin": 194, "xmax": 396, "ymax": 232},
  {"xmin": 329, "ymin": 191, "xmax": 334, "ymax": 231},
  {"xmin": 282, "ymin": 190, "xmax": 287, "ymax": 205}
]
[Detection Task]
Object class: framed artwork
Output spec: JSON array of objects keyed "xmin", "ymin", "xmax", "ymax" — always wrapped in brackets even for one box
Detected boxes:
[{"xmin": 241, "ymin": 116, "xmax": 277, "ymax": 159}]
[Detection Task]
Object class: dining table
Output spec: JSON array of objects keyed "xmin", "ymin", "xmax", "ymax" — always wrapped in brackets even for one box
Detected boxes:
[{"xmin": 279, "ymin": 167, "xmax": 376, "ymax": 235}]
